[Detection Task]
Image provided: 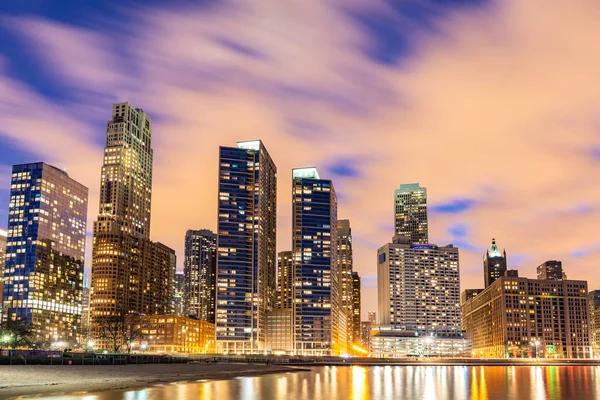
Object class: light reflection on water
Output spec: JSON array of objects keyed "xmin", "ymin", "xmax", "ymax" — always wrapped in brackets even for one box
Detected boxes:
[{"xmin": 43, "ymin": 365, "xmax": 600, "ymax": 400}]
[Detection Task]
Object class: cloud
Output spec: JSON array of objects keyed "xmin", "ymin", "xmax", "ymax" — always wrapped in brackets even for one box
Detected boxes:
[{"xmin": 1, "ymin": 0, "xmax": 600, "ymax": 319}]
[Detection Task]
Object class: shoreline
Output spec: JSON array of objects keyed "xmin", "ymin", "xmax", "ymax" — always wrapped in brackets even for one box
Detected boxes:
[{"xmin": 0, "ymin": 363, "xmax": 310, "ymax": 399}]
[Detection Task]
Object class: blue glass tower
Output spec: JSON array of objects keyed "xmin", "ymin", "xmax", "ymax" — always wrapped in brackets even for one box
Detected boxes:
[
  {"xmin": 291, "ymin": 167, "xmax": 340, "ymax": 356},
  {"xmin": 2, "ymin": 163, "xmax": 88, "ymax": 346},
  {"xmin": 216, "ymin": 140, "xmax": 277, "ymax": 354}
]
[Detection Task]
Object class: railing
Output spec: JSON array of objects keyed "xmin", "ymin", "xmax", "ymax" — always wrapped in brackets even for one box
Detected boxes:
[{"xmin": 0, "ymin": 350, "xmax": 189, "ymax": 366}]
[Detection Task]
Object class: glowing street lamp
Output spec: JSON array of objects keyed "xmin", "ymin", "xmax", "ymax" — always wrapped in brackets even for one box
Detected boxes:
[{"xmin": 535, "ymin": 341, "xmax": 541, "ymax": 359}]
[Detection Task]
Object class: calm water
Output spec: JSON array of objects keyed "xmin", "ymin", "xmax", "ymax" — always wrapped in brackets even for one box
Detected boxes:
[{"xmin": 43, "ymin": 365, "xmax": 600, "ymax": 400}]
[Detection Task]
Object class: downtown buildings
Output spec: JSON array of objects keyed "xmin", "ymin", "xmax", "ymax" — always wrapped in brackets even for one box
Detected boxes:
[
  {"xmin": 1, "ymin": 163, "xmax": 88, "ymax": 346},
  {"xmin": 90, "ymin": 103, "xmax": 176, "ymax": 341},
  {"xmin": 184, "ymin": 229, "xmax": 216, "ymax": 323}
]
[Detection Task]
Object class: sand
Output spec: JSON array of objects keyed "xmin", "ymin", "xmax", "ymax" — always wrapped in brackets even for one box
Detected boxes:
[{"xmin": 0, "ymin": 363, "xmax": 308, "ymax": 399}]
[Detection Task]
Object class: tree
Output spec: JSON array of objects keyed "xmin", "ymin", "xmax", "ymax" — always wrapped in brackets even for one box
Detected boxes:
[
  {"xmin": 96, "ymin": 314, "xmax": 146, "ymax": 353},
  {"xmin": 0, "ymin": 319, "xmax": 34, "ymax": 349}
]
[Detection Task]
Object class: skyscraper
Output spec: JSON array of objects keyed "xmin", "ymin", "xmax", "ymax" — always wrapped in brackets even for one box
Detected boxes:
[
  {"xmin": 377, "ymin": 237, "xmax": 461, "ymax": 337},
  {"xmin": 589, "ymin": 290, "xmax": 600, "ymax": 357},
  {"xmin": 368, "ymin": 311, "xmax": 377, "ymax": 325},
  {"xmin": 0, "ymin": 228, "xmax": 7, "ymax": 318},
  {"xmin": 292, "ymin": 167, "xmax": 341, "ymax": 356},
  {"xmin": 184, "ymin": 229, "xmax": 216, "ymax": 323},
  {"xmin": 91, "ymin": 103, "xmax": 175, "ymax": 338},
  {"xmin": 337, "ymin": 219, "xmax": 354, "ymax": 344},
  {"xmin": 173, "ymin": 272, "xmax": 185, "ymax": 316},
  {"xmin": 216, "ymin": 140, "xmax": 277, "ymax": 354},
  {"xmin": 277, "ymin": 251, "xmax": 293, "ymax": 309},
  {"xmin": 483, "ymin": 238, "xmax": 507, "ymax": 287},
  {"xmin": 351, "ymin": 272, "xmax": 361, "ymax": 346},
  {"xmin": 537, "ymin": 260, "xmax": 564, "ymax": 280},
  {"xmin": 394, "ymin": 183, "xmax": 428, "ymax": 244},
  {"xmin": 2, "ymin": 162, "xmax": 88, "ymax": 346}
]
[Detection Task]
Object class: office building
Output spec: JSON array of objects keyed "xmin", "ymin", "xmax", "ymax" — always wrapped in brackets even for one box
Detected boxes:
[
  {"xmin": 537, "ymin": 260, "xmax": 564, "ymax": 281},
  {"xmin": 377, "ymin": 236, "xmax": 462, "ymax": 337},
  {"xmin": 184, "ymin": 229, "xmax": 216, "ymax": 322},
  {"xmin": 90, "ymin": 103, "xmax": 176, "ymax": 336},
  {"xmin": 483, "ymin": 238, "xmax": 507, "ymax": 288},
  {"xmin": 361, "ymin": 321, "xmax": 372, "ymax": 353},
  {"xmin": 0, "ymin": 228, "xmax": 7, "ymax": 318},
  {"xmin": 368, "ymin": 311, "xmax": 376, "ymax": 325},
  {"xmin": 589, "ymin": 290, "xmax": 600, "ymax": 358},
  {"xmin": 394, "ymin": 184, "xmax": 428, "ymax": 244},
  {"xmin": 174, "ymin": 272, "xmax": 185, "ymax": 316},
  {"xmin": 266, "ymin": 308, "xmax": 293, "ymax": 354},
  {"xmin": 352, "ymin": 272, "xmax": 361, "ymax": 346},
  {"xmin": 216, "ymin": 140, "xmax": 277, "ymax": 354},
  {"xmin": 137, "ymin": 314, "xmax": 215, "ymax": 354},
  {"xmin": 81, "ymin": 287, "xmax": 90, "ymax": 332},
  {"xmin": 337, "ymin": 219, "xmax": 354, "ymax": 345},
  {"xmin": 2, "ymin": 162, "xmax": 88, "ymax": 346},
  {"xmin": 463, "ymin": 276, "xmax": 591, "ymax": 358},
  {"xmin": 292, "ymin": 167, "xmax": 342, "ymax": 356},
  {"xmin": 277, "ymin": 251, "xmax": 293, "ymax": 309},
  {"xmin": 370, "ymin": 326, "xmax": 471, "ymax": 358}
]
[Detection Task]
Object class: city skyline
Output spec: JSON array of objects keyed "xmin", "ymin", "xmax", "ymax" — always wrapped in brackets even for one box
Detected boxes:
[{"xmin": 2, "ymin": 1, "xmax": 600, "ymax": 319}]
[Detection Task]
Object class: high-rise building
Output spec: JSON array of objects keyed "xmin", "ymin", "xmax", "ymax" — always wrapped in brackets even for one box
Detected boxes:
[
  {"xmin": 277, "ymin": 251, "xmax": 293, "ymax": 309},
  {"xmin": 292, "ymin": 167, "xmax": 342, "ymax": 356},
  {"xmin": 368, "ymin": 311, "xmax": 376, "ymax": 325},
  {"xmin": 463, "ymin": 276, "xmax": 590, "ymax": 358},
  {"xmin": 361, "ymin": 321, "xmax": 372, "ymax": 352},
  {"xmin": 351, "ymin": 272, "xmax": 361, "ymax": 346},
  {"xmin": 90, "ymin": 103, "xmax": 176, "ymax": 339},
  {"xmin": 337, "ymin": 219, "xmax": 354, "ymax": 344},
  {"xmin": 184, "ymin": 229, "xmax": 216, "ymax": 322},
  {"xmin": 377, "ymin": 236, "xmax": 462, "ymax": 337},
  {"xmin": 589, "ymin": 290, "xmax": 600, "ymax": 358},
  {"xmin": 394, "ymin": 183, "xmax": 428, "ymax": 244},
  {"xmin": 216, "ymin": 140, "xmax": 277, "ymax": 354},
  {"xmin": 537, "ymin": 260, "xmax": 564, "ymax": 281},
  {"xmin": 81, "ymin": 287, "xmax": 91, "ymax": 333},
  {"xmin": 2, "ymin": 162, "xmax": 88, "ymax": 346},
  {"xmin": 173, "ymin": 272, "xmax": 185, "ymax": 316},
  {"xmin": 483, "ymin": 238, "xmax": 507, "ymax": 288},
  {"xmin": 0, "ymin": 228, "xmax": 7, "ymax": 318}
]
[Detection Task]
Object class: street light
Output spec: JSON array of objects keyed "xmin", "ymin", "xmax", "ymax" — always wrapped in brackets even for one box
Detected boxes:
[
  {"xmin": 87, "ymin": 341, "xmax": 95, "ymax": 351},
  {"xmin": 535, "ymin": 341, "xmax": 541, "ymax": 359}
]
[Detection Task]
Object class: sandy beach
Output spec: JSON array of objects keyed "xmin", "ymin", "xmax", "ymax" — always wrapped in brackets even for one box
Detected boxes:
[{"xmin": 0, "ymin": 363, "xmax": 308, "ymax": 399}]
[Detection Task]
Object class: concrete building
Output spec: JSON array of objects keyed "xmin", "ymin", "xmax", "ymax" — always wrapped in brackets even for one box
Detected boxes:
[
  {"xmin": 184, "ymin": 229, "xmax": 216, "ymax": 322},
  {"xmin": 589, "ymin": 290, "xmax": 600, "ymax": 358},
  {"xmin": 292, "ymin": 167, "xmax": 343, "ymax": 356},
  {"xmin": 91, "ymin": 103, "xmax": 176, "ymax": 338},
  {"xmin": 463, "ymin": 276, "xmax": 591, "ymax": 358},
  {"xmin": 2, "ymin": 163, "xmax": 88, "ymax": 347},
  {"xmin": 370, "ymin": 326, "xmax": 471, "ymax": 358},
  {"xmin": 377, "ymin": 237, "xmax": 462, "ymax": 337},
  {"xmin": 483, "ymin": 238, "xmax": 507, "ymax": 288},
  {"xmin": 216, "ymin": 140, "xmax": 277, "ymax": 354},
  {"xmin": 173, "ymin": 272, "xmax": 185, "ymax": 316},
  {"xmin": 266, "ymin": 308, "xmax": 293, "ymax": 354},
  {"xmin": 277, "ymin": 251, "xmax": 293, "ymax": 309},
  {"xmin": 537, "ymin": 260, "xmax": 564, "ymax": 281},
  {"xmin": 394, "ymin": 183, "xmax": 428, "ymax": 244},
  {"xmin": 337, "ymin": 219, "xmax": 355, "ymax": 346},
  {"xmin": 361, "ymin": 321, "xmax": 372, "ymax": 353},
  {"xmin": 137, "ymin": 314, "xmax": 215, "ymax": 354},
  {"xmin": 368, "ymin": 312, "xmax": 376, "ymax": 325}
]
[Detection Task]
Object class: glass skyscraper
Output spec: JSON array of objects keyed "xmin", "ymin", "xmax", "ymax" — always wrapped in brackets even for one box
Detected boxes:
[
  {"xmin": 2, "ymin": 162, "xmax": 88, "ymax": 346},
  {"xmin": 216, "ymin": 140, "xmax": 277, "ymax": 354},
  {"xmin": 184, "ymin": 229, "xmax": 216, "ymax": 323},
  {"xmin": 337, "ymin": 219, "xmax": 354, "ymax": 348},
  {"xmin": 292, "ymin": 167, "xmax": 341, "ymax": 356},
  {"xmin": 394, "ymin": 183, "xmax": 428, "ymax": 244},
  {"xmin": 91, "ymin": 103, "xmax": 175, "ymax": 338}
]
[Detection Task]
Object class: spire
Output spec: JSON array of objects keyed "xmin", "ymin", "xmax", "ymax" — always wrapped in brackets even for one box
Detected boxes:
[{"xmin": 488, "ymin": 238, "xmax": 503, "ymax": 258}]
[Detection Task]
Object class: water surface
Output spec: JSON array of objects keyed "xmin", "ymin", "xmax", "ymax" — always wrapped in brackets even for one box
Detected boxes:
[{"xmin": 45, "ymin": 365, "xmax": 600, "ymax": 400}]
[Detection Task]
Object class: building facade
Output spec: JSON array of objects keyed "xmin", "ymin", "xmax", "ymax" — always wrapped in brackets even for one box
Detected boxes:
[
  {"xmin": 352, "ymin": 272, "xmax": 361, "ymax": 347},
  {"xmin": 483, "ymin": 238, "xmax": 507, "ymax": 288},
  {"xmin": 292, "ymin": 167, "xmax": 342, "ymax": 356},
  {"xmin": 394, "ymin": 183, "xmax": 428, "ymax": 244},
  {"xmin": 0, "ymin": 229, "xmax": 7, "ymax": 319},
  {"xmin": 463, "ymin": 276, "xmax": 591, "ymax": 358},
  {"xmin": 368, "ymin": 312, "xmax": 376, "ymax": 325},
  {"xmin": 137, "ymin": 314, "xmax": 215, "ymax": 354},
  {"xmin": 537, "ymin": 260, "xmax": 564, "ymax": 280},
  {"xmin": 184, "ymin": 229, "xmax": 216, "ymax": 322},
  {"xmin": 266, "ymin": 308, "xmax": 293, "ymax": 354},
  {"xmin": 174, "ymin": 272, "xmax": 185, "ymax": 316},
  {"xmin": 2, "ymin": 163, "xmax": 88, "ymax": 346},
  {"xmin": 90, "ymin": 103, "xmax": 176, "ymax": 338},
  {"xmin": 216, "ymin": 140, "xmax": 277, "ymax": 354},
  {"xmin": 277, "ymin": 251, "xmax": 293, "ymax": 309},
  {"xmin": 337, "ymin": 219, "xmax": 354, "ymax": 345},
  {"xmin": 589, "ymin": 290, "xmax": 600, "ymax": 358},
  {"xmin": 370, "ymin": 326, "xmax": 471, "ymax": 358},
  {"xmin": 377, "ymin": 238, "xmax": 462, "ymax": 337}
]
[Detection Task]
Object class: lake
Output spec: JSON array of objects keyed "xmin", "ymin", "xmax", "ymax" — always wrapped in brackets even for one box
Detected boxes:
[{"xmin": 41, "ymin": 365, "xmax": 600, "ymax": 400}]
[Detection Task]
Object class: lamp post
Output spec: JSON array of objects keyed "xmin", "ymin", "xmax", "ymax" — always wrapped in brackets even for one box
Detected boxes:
[{"xmin": 535, "ymin": 341, "xmax": 541, "ymax": 359}]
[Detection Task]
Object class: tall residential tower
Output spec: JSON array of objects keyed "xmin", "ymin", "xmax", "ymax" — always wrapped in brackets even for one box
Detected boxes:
[
  {"xmin": 394, "ymin": 184, "xmax": 428, "ymax": 244},
  {"xmin": 216, "ymin": 140, "xmax": 277, "ymax": 354},
  {"xmin": 2, "ymin": 163, "xmax": 88, "ymax": 346},
  {"xmin": 184, "ymin": 229, "xmax": 216, "ymax": 323}
]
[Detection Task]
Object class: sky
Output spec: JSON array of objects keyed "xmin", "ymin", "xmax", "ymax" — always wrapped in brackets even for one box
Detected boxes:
[{"xmin": 1, "ymin": 0, "xmax": 600, "ymax": 319}]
